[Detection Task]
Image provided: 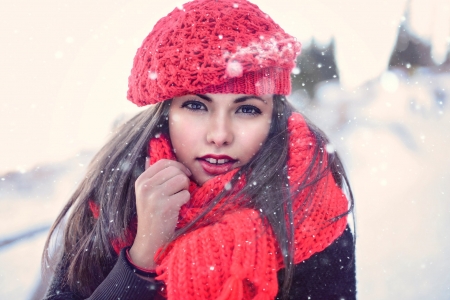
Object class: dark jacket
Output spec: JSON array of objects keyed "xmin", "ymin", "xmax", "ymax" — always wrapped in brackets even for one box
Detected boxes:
[{"xmin": 44, "ymin": 226, "xmax": 356, "ymax": 300}]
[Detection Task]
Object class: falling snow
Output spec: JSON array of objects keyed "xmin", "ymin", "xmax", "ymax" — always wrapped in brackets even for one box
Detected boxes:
[
  {"xmin": 325, "ymin": 144, "xmax": 335, "ymax": 153},
  {"xmin": 148, "ymin": 71, "xmax": 158, "ymax": 80},
  {"xmin": 1, "ymin": 1, "xmax": 450, "ymax": 299},
  {"xmin": 226, "ymin": 61, "xmax": 243, "ymax": 78},
  {"xmin": 292, "ymin": 69, "xmax": 450, "ymax": 300},
  {"xmin": 292, "ymin": 67, "xmax": 301, "ymax": 75}
]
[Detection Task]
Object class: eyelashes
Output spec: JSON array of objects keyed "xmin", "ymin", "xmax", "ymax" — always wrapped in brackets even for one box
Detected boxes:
[
  {"xmin": 181, "ymin": 100, "xmax": 262, "ymax": 115},
  {"xmin": 181, "ymin": 100, "xmax": 206, "ymax": 111},
  {"xmin": 236, "ymin": 105, "xmax": 261, "ymax": 115}
]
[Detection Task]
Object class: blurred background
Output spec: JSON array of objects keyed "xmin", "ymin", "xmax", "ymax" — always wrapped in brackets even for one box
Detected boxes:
[{"xmin": 1, "ymin": 0, "xmax": 449, "ymax": 299}]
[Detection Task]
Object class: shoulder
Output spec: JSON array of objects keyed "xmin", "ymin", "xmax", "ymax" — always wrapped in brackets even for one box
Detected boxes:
[{"xmin": 277, "ymin": 226, "xmax": 356, "ymax": 299}]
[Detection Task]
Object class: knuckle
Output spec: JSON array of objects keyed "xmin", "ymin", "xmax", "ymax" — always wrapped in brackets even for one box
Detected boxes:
[
  {"xmin": 162, "ymin": 159, "xmax": 173, "ymax": 167},
  {"xmin": 135, "ymin": 175, "xmax": 143, "ymax": 186},
  {"xmin": 180, "ymin": 190, "xmax": 190, "ymax": 201},
  {"xmin": 182, "ymin": 176, "xmax": 190, "ymax": 186},
  {"xmin": 167, "ymin": 165, "xmax": 179, "ymax": 173},
  {"xmin": 138, "ymin": 179, "xmax": 152, "ymax": 190},
  {"xmin": 155, "ymin": 159, "xmax": 166, "ymax": 166}
]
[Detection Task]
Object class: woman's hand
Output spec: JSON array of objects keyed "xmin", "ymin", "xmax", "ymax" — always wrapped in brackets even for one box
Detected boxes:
[{"xmin": 129, "ymin": 159, "xmax": 191, "ymax": 270}]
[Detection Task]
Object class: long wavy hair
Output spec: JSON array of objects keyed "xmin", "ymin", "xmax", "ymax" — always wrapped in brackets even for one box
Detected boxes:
[{"xmin": 42, "ymin": 95, "xmax": 354, "ymax": 298}]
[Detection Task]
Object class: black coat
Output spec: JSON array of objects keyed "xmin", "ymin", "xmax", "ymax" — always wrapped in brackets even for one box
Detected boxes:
[{"xmin": 44, "ymin": 226, "xmax": 356, "ymax": 300}]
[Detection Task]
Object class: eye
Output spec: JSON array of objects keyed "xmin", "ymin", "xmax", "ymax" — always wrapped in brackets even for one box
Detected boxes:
[
  {"xmin": 181, "ymin": 100, "xmax": 207, "ymax": 111},
  {"xmin": 236, "ymin": 105, "xmax": 261, "ymax": 115}
]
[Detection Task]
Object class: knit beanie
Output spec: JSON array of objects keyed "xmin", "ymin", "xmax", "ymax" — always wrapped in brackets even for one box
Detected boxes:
[{"xmin": 127, "ymin": 0, "xmax": 301, "ymax": 106}]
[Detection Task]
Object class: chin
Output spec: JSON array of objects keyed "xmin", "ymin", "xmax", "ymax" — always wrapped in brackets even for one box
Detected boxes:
[{"xmin": 194, "ymin": 176, "xmax": 212, "ymax": 186}]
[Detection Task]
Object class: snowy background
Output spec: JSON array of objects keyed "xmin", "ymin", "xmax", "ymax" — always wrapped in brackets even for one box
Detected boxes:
[{"xmin": 1, "ymin": 0, "xmax": 449, "ymax": 299}]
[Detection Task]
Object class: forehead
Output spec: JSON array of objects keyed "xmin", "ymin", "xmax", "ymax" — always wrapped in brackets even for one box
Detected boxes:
[
  {"xmin": 173, "ymin": 93, "xmax": 274, "ymax": 103},
  {"xmin": 206, "ymin": 93, "xmax": 273, "ymax": 102}
]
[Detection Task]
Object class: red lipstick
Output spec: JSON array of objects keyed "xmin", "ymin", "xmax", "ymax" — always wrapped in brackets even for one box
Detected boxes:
[{"xmin": 198, "ymin": 154, "xmax": 237, "ymax": 176}]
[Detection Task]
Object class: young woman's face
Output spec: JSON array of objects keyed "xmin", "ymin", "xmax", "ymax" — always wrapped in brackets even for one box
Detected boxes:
[{"xmin": 169, "ymin": 93, "xmax": 274, "ymax": 185}]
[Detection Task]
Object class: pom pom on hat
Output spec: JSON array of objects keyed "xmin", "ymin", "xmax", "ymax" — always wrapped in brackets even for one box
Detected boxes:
[{"xmin": 127, "ymin": 0, "xmax": 301, "ymax": 106}]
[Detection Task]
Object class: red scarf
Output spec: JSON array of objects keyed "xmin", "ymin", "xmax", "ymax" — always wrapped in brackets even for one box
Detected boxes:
[{"xmin": 91, "ymin": 112, "xmax": 348, "ymax": 299}]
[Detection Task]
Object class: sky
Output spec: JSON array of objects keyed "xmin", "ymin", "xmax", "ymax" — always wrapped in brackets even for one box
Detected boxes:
[{"xmin": 1, "ymin": 0, "xmax": 449, "ymax": 175}]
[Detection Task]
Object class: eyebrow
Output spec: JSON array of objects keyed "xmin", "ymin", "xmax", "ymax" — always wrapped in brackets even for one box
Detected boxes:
[{"xmin": 196, "ymin": 94, "xmax": 267, "ymax": 104}]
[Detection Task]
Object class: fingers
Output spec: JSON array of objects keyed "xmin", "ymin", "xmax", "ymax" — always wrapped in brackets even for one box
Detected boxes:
[
  {"xmin": 140, "ymin": 171, "xmax": 189, "ymax": 202},
  {"xmin": 145, "ymin": 157, "xmax": 150, "ymax": 170},
  {"xmin": 145, "ymin": 164, "xmax": 189, "ymax": 188},
  {"xmin": 135, "ymin": 159, "xmax": 191, "ymax": 206},
  {"xmin": 144, "ymin": 159, "xmax": 191, "ymax": 178},
  {"xmin": 163, "ymin": 173, "xmax": 190, "ymax": 196},
  {"xmin": 132, "ymin": 159, "xmax": 191, "ymax": 266},
  {"xmin": 136, "ymin": 159, "xmax": 191, "ymax": 189},
  {"xmin": 169, "ymin": 189, "xmax": 190, "ymax": 208}
]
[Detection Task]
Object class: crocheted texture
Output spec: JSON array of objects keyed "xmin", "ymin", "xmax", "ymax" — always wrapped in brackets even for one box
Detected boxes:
[
  {"xmin": 89, "ymin": 113, "xmax": 348, "ymax": 299},
  {"xmin": 286, "ymin": 113, "xmax": 348, "ymax": 264},
  {"xmin": 127, "ymin": 0, "xmax": 301, "ymax": 106}
]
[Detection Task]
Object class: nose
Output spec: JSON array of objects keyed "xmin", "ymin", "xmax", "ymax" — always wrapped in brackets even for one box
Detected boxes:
[{"xmin": 206, "ymin": 113, "xmax": 233, "ymax": 147}]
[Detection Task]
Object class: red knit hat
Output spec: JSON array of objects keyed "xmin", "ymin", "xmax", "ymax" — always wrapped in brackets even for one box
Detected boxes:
[{"xmin": 127, "ymin": 0, "xmax": 301, "ymax": 106}]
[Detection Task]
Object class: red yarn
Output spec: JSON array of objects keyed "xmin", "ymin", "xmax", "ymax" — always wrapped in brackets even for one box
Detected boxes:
[
  {"xmin": 88, "ymin": 200, "xmax": 100, "ymax": 219},
  {"xmin": 89, "ymin": 113, "xmax": 348, "ymax": 299},
  {"xmin": 127, "ymin": 0, "xmax": 301, "ymax": 106}
]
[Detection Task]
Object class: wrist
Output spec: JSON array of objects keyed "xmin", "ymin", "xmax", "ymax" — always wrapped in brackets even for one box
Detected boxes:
[
  {"xmin": 126, "ymin": 248, "xmax": 157, "ymax": 273},
  {"xmin": 129, "ymin": 242, "xmax": 158, "ymax": 270}
]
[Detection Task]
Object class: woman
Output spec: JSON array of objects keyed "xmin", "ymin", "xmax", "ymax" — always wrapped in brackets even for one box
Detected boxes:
[{"xmin": 43, "ymin": 0, "xmax": 356, "ymax": 299}]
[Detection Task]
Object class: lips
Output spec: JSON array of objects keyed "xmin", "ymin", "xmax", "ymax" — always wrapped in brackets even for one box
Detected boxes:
[{"xmin": 198, "ymin": 155, "xmax": 237, "ymax": 176}]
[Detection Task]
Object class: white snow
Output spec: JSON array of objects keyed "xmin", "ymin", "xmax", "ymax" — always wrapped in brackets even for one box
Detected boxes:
[
  {"xmin": 409, "ymin": 0, "xmax": 450, "ymax": 64},
  {"xmin": 0, "ymin": 0, "xmax": 448, "ymax": 174},
  {"xmin": 295, "ymin": 70, "xmax": 450, "ymax": 300},
  {"xmin": 1, "ymin": 68, "xmax": 449, "ymax": 300},
  {"xmin": 1, "ymin": 0, "xmax": 450, "ymax": 299},
  {"xmin": 0, "ymin": 153, "xmax": 92, "ymax": 299}
]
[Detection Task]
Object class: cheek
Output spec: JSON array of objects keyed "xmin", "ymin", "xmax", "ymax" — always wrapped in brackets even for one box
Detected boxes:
[
  {"xmin": 168, "ymin": 112, "xmax": 183, "ymax": 142},
  {"xmin": 168, "ymin": 112, "xmax": 201, "ymax": 159},
  {"xmin": 168, "ymin": 113, "xmax": 186, "ymax": 153},
  {"xmin": 238, "ymin": 120, "xmax": 271, "ymax": 159},
  {"xmin": 170, "ymin": 112, "xmax": 182, "ymax": 123}
]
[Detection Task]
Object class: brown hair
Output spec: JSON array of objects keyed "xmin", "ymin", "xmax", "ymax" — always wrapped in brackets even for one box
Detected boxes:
[{"xmin": 42, "ymin": 96, "xmax": 354, "ymax": 298}]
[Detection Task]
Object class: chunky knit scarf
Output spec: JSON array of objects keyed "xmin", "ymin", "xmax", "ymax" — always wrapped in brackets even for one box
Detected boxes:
[{"xmin": 91, "ymin": 112, "xmax": 348, "ymax": 299}]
